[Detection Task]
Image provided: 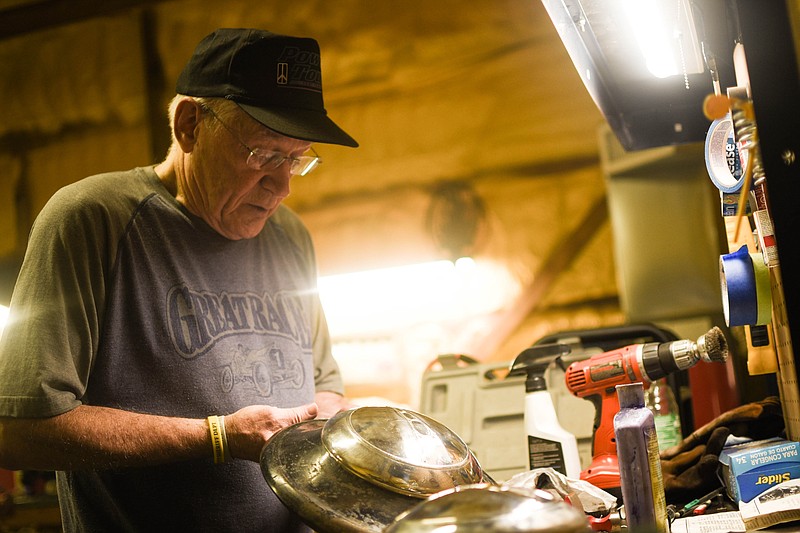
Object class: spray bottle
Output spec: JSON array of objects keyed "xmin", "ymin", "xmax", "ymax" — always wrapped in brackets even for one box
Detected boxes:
[{"xmin": 509, "ymin": 344, "xmax": 581, "ymax": 479}]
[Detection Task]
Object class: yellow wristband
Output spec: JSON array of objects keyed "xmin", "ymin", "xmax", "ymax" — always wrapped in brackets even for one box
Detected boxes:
[
  {"xmin": 207, "ymin": 415, "xmax": 225, "ymax": 464},
  {"xmin": 219, "ymin": 415, "xmax": 230, "ymax": 462}
]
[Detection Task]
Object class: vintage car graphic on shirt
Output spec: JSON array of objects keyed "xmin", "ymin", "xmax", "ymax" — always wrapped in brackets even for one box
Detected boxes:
[
  {"xmin": 219, "ymin": 344, "xmax": 306, "ymax": 397},
  {"xmin": 166, "ymin": 285, "xmax": 314, "ymax": 359}
]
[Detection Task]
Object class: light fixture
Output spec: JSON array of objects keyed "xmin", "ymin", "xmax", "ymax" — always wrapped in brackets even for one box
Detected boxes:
[
  {"xmin": 622, "ymin": 0, "xmax": 705, "ymax": 79},
  {"xmin": 425, "ymin": 181, "xmax": 486, "ymax": 261},
  {"xmin": 541, "ymin": 0, "xmax": 736, "ymax": 149}
]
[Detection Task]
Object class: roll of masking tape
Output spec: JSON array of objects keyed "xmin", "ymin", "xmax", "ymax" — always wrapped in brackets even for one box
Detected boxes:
[
  {"xmin": 750, "ymin": 252, "xmax": 772, "ymax": 325},
  {"xmin": 705, "ymin": 115, "xmax": 749, "ymax": 193},
  {"xmin": 720, "ymin": 245, "xmax": 758, "ymax": 326}
]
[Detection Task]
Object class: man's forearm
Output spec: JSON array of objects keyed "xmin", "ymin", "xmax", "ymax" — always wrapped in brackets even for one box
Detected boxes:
[{"xmin": 0, "ymin": 405, "xmax": 208, "ymax": 471}]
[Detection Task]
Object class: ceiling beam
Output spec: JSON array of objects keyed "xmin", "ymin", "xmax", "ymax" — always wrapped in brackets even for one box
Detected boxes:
[
  {"xmin": 471, "ymin": 193, "xmax": 610, "ymax": 360},
  {"xmin": 0, "ymin": 0, "xmax": 170, "ymax": 40}
]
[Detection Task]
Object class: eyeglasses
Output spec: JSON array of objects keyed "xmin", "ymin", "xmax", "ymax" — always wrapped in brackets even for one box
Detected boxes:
[{"xmin": 200, "ymin": 104, "xmax": 322, "ymax": 176}]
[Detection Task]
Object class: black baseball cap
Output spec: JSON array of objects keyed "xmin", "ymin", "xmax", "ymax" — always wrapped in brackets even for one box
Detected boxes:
[{"xmin": 176, "ymin": 28, "xmax": 358, "ymax": 147}]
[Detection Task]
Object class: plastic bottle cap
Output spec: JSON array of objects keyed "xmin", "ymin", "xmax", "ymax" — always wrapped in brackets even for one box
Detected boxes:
[{"xmin": 616, "ymin": 383, "xmax": 645, "ymax": 408}]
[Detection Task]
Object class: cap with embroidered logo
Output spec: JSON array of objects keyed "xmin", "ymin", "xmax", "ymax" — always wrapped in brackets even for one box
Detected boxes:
[{"xmin": 176, "ymin": 28, "xmax": 358, "ymax": 147}]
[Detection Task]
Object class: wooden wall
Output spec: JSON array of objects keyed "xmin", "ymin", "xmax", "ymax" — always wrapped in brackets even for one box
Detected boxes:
[{"xmin": 0, "ymin": 0, "xmax": 624, "ymax": 404}]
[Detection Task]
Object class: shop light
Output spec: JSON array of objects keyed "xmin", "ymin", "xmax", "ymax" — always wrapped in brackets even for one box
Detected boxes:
[
  {"xmin": 317, "ymin": 258, "xmax": 519, "ymax": 338},
  {"xmin": 622, "ymin": 0, "xmax": 705, "ymax": 79}
]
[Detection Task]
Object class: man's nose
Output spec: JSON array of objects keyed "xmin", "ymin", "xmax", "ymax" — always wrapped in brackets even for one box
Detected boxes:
[{"xmin": 260, "ymin": 167, "xmax": 291, "ymax": 198}]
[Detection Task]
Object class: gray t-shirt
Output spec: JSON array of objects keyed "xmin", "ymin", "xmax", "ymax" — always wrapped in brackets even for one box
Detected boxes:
[{"xmin": 0, "ymin": 166, "xmax": 343, "ymax": 532}]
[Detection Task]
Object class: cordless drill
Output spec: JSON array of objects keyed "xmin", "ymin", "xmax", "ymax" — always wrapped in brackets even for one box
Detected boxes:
[{"xmin": 562, "ymin": 327, "xmax": 729, "ymax": 496}]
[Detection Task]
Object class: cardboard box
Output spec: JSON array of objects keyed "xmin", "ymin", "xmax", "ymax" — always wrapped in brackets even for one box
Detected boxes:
[{"xmin": 718, "ymin": 438, "xmax": 800, "ymax": 503}]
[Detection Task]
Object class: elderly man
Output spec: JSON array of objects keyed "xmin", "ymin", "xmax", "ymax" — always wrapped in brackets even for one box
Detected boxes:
[{"xmin": 0, "ymin": 28, "xmax": 356, "ymax": 532}]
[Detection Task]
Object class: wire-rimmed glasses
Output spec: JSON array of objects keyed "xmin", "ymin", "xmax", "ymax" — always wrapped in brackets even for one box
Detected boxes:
[{"xmin": 200, "ymin": 104, "xmax": 322, "ymax": 176}]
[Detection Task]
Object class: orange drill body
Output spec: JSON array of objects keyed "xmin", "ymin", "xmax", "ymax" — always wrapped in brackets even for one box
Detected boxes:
[
  {"xmin": 564, "ymin": 344, "xmax": 649, "ymax": 494},
  {"xmin": 561, "ymin": 327, "xmax": 728, "ymax": 496}
]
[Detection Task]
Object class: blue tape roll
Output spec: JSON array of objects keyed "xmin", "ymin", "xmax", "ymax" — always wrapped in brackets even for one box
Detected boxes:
[{"xmin": 720, "ymin": 245, "xmax": 758, "ymax": 326}]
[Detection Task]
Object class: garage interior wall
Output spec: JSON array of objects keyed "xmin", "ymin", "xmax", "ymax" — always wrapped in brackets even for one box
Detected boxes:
[{"xmin": 0, "ymin": 0, "xmax": 777, "ymax": 409}]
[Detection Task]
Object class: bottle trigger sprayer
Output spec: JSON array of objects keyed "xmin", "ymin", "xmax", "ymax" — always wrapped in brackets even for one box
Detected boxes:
[{"xmin": 509, "ymin": 344, "xmax": 581, "ymax": 479}]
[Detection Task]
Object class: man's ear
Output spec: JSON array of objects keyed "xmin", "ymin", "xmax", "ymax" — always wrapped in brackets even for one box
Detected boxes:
[{"xmin": 173, "ymin": 99, "xmax": 203, "ymax": 153}]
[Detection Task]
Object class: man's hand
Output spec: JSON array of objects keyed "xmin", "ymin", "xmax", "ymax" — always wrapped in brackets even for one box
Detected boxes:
[
  {"xmin": 314, "ymin": 391, "xmax": 353, "ymax": 420},
  {"xmin": 224, "ymin": 403, "xmax": 318, "ymax": 462}
]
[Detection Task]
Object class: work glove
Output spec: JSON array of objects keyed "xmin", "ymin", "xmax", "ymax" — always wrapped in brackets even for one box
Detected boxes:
[
  {"xmin": 659, "ymin": 396, "xmax": 784, "ymax": 504},
  {"xmin": 660, "ymin": 426, "xmax": 730, "ymax": 504},
  {"xmin": 662, "ymin": 396, "xmax": 784, "ymax": 458}
]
